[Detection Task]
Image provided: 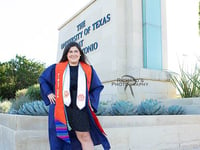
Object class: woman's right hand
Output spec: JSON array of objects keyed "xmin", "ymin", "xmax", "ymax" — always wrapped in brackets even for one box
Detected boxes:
[{"xmin": 47, "ymin": 93, "xmax": 56, "ymax": 104}]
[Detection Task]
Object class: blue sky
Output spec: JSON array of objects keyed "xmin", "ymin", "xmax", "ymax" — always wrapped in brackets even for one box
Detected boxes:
[{"xmin": 0, "ymin": 0, "xmax": 199, "ymax": 72}]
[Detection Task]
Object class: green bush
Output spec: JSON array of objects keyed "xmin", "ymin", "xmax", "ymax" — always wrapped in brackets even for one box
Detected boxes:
[
  {"xmin": 15, "ymin": 88, "xmax": 27, "ymax": 99},
  {"xmin": 25, "ymin": 84, "xmax": 41, "ymax": 100},
  {"xmin": 9, "ymin": 85, "xmax": 42, "ymax": 114}
]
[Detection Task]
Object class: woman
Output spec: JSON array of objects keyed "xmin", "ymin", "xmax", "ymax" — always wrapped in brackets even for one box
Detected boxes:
[{"xmin": 39, "ymin": 42, "xmax": 110, "ymax": 150}]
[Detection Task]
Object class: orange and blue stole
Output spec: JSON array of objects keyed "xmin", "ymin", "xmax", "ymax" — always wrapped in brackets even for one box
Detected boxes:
[{"xmin": 55, "ymin": 61, "xmax": 70, "ymax": 143}]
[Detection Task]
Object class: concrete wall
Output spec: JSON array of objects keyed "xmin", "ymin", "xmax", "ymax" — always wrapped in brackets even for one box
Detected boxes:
[
  {"xmin": 0, "ymin": 114, "xmax": 49, "ymax": 150},
  {"xmin": 1, "ymin": 113, "xmax": 200, "ymax": 150}
]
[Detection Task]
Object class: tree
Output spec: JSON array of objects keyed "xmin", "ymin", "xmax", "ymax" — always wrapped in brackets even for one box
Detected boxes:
[
  {"xmin": 0, "ymin": 62, "xmax": 16, "ymax": 99},
  {"xmin": 0, "ymin": 55, "xmax": 45, "ymax": 99}
]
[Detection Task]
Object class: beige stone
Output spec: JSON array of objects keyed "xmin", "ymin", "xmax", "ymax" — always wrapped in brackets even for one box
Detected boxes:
[{"xmin": 1, "ymin": 114, "xmax": 200, "ymax": 150}]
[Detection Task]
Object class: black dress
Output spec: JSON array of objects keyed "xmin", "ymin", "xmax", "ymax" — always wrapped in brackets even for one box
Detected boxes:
[{"xmin": 65, "ymin": 65, "xmax": 90, "ymax": 132}]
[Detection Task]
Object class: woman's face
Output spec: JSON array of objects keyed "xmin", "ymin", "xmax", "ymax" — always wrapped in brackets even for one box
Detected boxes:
[{"xmin": 67, "ymin": 46, "xmax": 81, "ymax": 66}]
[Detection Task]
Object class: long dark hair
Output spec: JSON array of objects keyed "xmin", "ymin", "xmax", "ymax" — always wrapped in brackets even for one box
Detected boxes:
[{"xmin": 59, "ymin": 42, "xmax": 88, "ymax": 64}]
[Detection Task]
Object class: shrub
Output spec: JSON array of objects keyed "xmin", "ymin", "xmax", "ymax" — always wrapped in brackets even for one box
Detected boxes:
[
  {"xmin": 15, "ymin": 88, "xmax": 27, "ymax": 99},
  {"xmin": 8, "ymin": 95, "xmax": 31, "ymax": 113},
  {"xmin": 25, "ymin": 84, "xmax": 41, "ymax": 100}
]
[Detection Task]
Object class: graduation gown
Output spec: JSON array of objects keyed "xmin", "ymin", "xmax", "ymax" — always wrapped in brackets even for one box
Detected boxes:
[{"xmin": 39, "ymin": 63, "xmax": 111, "ymax": 150}]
